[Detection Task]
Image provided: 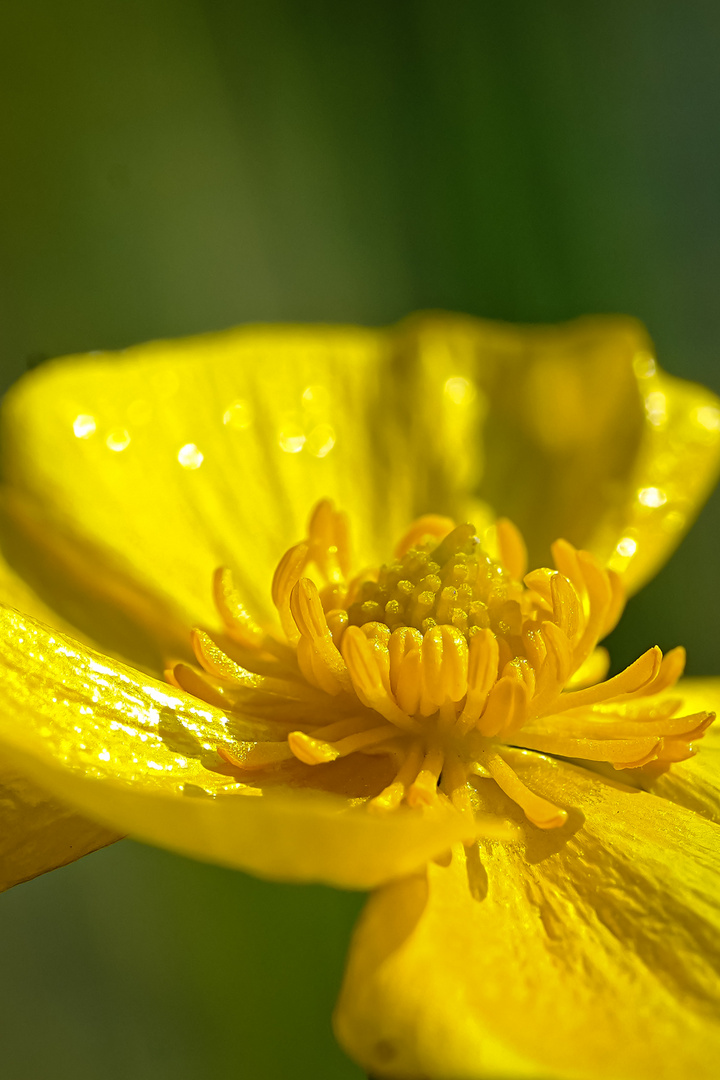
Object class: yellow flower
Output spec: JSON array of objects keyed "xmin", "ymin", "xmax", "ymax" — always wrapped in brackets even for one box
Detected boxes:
[{"xmin": 1, "ymin": 312, "xmax": 720, "ymax": 1079}]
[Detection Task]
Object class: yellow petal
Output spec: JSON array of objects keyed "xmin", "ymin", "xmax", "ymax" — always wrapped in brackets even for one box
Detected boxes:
[
  {"xmin": 0, "ymin": 756, "xmax": 120, "ymax": 892},
  {"xmin": 1, "ymin": 325, "xmax": 409, "ymax": 636},
  {"xmin": 3, "ymin": 316, "xmax": 717, "ymax": 650},
  {"xmin": 0, "ymin": 604, "xmax": 467, "ymax": 889},
  {"xmin": 335, "ymin": 752, "xmax": 720, "ymax": 1079},
  {"xmin": 392, "ymin": 314, "xmax": 720, "ymax": 587}
]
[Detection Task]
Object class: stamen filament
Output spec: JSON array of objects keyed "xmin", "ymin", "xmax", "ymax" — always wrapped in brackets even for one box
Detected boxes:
[
  {"xmin": 553, "ymin": 646, "xmax": 662, "ymax": 712},
  {"xmin": 481, "ymin": 750, "xmax": 568, "ymax": 829},
  {"xmin": 288, "ymin": 724, "xmax": 397, "ymax": 765},
  {"xmin": 368, "ymin": 742, "xmax": 425, "ymax": 813},
  {"xmin": 406, "ymin": 745, "xmax": 445, "ymax": 806}
]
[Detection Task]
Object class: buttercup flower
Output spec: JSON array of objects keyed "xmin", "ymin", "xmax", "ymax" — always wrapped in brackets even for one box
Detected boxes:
[{"xmin": 1, "ymin": 313, "xmax": 719, "ymax": 1079}]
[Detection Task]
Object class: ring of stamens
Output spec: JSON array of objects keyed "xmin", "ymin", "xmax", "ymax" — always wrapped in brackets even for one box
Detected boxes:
[{"xmin": 168, "ymin": 499, "xmax": 714, "ymax": 835}]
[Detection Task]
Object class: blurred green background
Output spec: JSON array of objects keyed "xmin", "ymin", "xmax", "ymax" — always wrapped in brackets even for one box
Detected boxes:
[{"xmin": 1, "ymin": 2, "xmax": 719, "ymax": 1077}]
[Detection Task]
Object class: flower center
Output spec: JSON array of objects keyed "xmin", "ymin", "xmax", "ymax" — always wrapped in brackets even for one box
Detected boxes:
[{"xmin": 167, "ymin": 500, "xmax": 714, "ymax": 836}]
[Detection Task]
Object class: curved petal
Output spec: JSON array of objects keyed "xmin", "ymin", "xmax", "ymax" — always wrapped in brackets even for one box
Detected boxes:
[
  {"xmin": 0, "ymin": 758, "xmax": 120, "ymax": 892},
  {"xmin": 392, "ymin": 314, "xmax": 720, "ymax": 589},
  {"xmin": 0, "ymin": 546, "xmax": 122, "ymax": 888},
  {"xmin": 0, "ymin": 604, "xmax": 468, "ymax": 890},
  {"xmin": 1, "ymin": 324, "xmax": 404, "ymax": 635},
  {"xmin": 3, "ymin": 317, "xmax": 717, "ymax": 650},
  {"xmin": 335, "ymin": 753, "xmax": 720, "ymax": 1079}
]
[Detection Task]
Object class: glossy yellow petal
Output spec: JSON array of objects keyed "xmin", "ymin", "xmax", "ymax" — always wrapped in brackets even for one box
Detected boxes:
[
  {"xmin": 392, "ymin": 313, "xmax": 720, "ymax": 588},
  {"xmin": 1, "ymin": 325, "xmax": 406, "ymax": 636},
  {"xmin": 3, "ymin": 316, "xmax": 717, "ymax": 652},
  {"xmin": 0, "ymin": 604, "xmax": 468, "ymax": 889},
  {"xmin": 335, "ymin": 753, "xmax": 720, "ymax": 1079},
  {"xmin": 0, "ymin": 757, "xmax": 119, "ymax": 892}
]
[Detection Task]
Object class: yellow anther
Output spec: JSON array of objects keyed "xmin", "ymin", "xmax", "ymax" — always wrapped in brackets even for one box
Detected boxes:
[
  {"xmin": 169, "ymin": 662, "xmax": 229, "ymax": 709},
  {"xmin": 624, "ymin": 644, "xmax": 685, "ymax": 698},
  {"xmin": 394, "ymin": 515, "xmax": 455, "ymax": 558},
  {"xmin": 554, "ymin": 645, "xmax": 662, "ymax": 712},
  {"xmin": 523, "ymin": 566, "xmax": 554, "ymax": 605},
  {"xmin": 341, "ymin": 626, "xmax": 419, "ymax": 731},
  {"xmin": 288, "ymin": 730, "xmax": 340, "ymax": 765},
  {"xmin": 420, "ymin": 624, "xmax": 469, "ymax": 713},
  {"xmin": 495, "ymin": 517, "xmax": 528, "ymax": 581},
  {"xmin": 307, "ymin": 498, "xmax": 351, "ymax": 582},
  {"xmin": 271, "ymin": 541, "xmax": 309, "ymax": 643},
  {"xmin": 456, "ymin": 628, "xmax": 499, "ymax": 732},
  {"xmin": 388, "ymin": 627, "xmax": 424, "ymax": 716},
  {"xmin": 325, "ymin": 608, "xmax": 349, "ymax": 646},
  {"xmin": 296, "ymin": 636, "xmax": 344, "ymax": 696},
  {"xmin": 541, "ymin": 621, "xmax": 575, "ymax": 683},
  {"xmin": 406, "ymin": 745, "xmax": 445, "ymax": 807},
  {"xmin": 573, "ymin": 550, "xmax": 613, "ymax": 654},
  {"xmin": 550, "ymin": 572, "xmax": 580, "ymax": 641},
  {"xmin": 550, "ymin": 537, "xmax": 584, "ymax": 595},
  {"xmin": 213, "ymin": 567, "xmax": 266, "ymax": 648},
  {"xmin": 388, "ymin": 626, "xmax": 423, "ymax": 687},
  {"xmin": 290, "ymin": 577, "xmax": 330, "ymax": 640},
  {"xmin": 514, "ymin": 730, "xmax": 662, "ymax": 768},
  {"xmin": 290, "ymin": 577, "xmax": 353, "ymax": 694},
  {"xmin": 482, "ymin": 751, "xmax": 568, "ymax": 830},
  {"xmin": 191, "ymin": 628, "xmax": 263, "ymax": 688},
  {"xmin": 289, "ymin": 724, "xmax": 399, "ymax": 766},
  {"xmin": 476, "ymin": 676, "xmax": 528, "ymax": 737},
  {"xmin": 503, "ymin": 655, "xmax": 536, "ymax": 702},
  {"xmin": 368, "ymin": 742, "xmax": 424, "ymax": 813}
]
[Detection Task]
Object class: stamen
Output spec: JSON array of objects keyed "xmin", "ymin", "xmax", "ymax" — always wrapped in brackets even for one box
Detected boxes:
[
  {"xmin": 512, "ymin": 730, "xmax": 662, "ymax": 767},
  {"xmin": 341, "ymin": 626, "xmax": 420, "ymax": 732},
  {"xmin": 368, "ymin": 742, "xmax": 425, "ymax": 812},
  {"xmin": 624, "ymin": 645, "xmax": 686, "ymax": 698},
  {"xmin": 554, "ymin": 646, "xmax": 662, "ymax": 712},
  {"xmin": 290, "ymin": 577, "xmax": 353, "ymax": 694},
  {"xmin": 456, "ymin": 628, "xmax": 500, "ymax": 734},
  {"xmin": 495, "ymin": 517, "xmax": 528, "ymax": 581},
  {"xmin": 550, "ymin": 572, "xmax": 580, "ymax": 641},
  {"xmin": 271, "ymin": 542, "xmax": 309, "ymax": 643},
  {"xmin": 288, "ymin": 724, "xmax": 397, "ymax": 765},
  {"xmin": 213, "ymin": 567, "xmax": 266, "ymax": 649},
  {"xmin": 191, "ymin": 629, "xmax": 321, "ymax": 702},
  {"xmin": 476, "ymin": 676, "xmax": 528, "ymax": 738},
  {"xmin": 388, "ymin": 627, "xmax": 424, "ymax": 716},
  {"xmin": 419, "ymin": 624, "xmax": 468, "ymax": 714},
  {"xmin": 307, "ymin": 499, "xmax": 351, "ymax": 583},
  {"xmin": 406, "ymin": 745, "xmax": 445, "ymax": 806},
  {"xmin": 176, "ymin": 499, "xmax": 715, "ymax": 840},
  {"xmin": 482, "ymin": 750, "xmax": 568, "ymax": 829}
]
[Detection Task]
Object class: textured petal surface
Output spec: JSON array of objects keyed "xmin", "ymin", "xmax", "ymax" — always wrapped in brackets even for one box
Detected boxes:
[
  {"xmin": 0, "ymin": 551, "xmax": 122, "ymax": 888},
  {"xmin": 335, "ymin": 753, "xmax": 720, "ymax": 1079},
  {"xmin": 0, "ymin": 758, "xmax": 120, "ymax": 892},
  {"xmin": 0, "ymin": 604, "xmax": 468, "ymax": 889},
  {"xmin": 2, "ymin": 316, "xmax": 718, "ymax": 651}
]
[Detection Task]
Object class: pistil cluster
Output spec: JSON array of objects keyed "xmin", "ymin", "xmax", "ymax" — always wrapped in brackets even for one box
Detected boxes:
[{"xmin": 166, "ymin": 501, "xmax": 713, "ymax": 833}]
